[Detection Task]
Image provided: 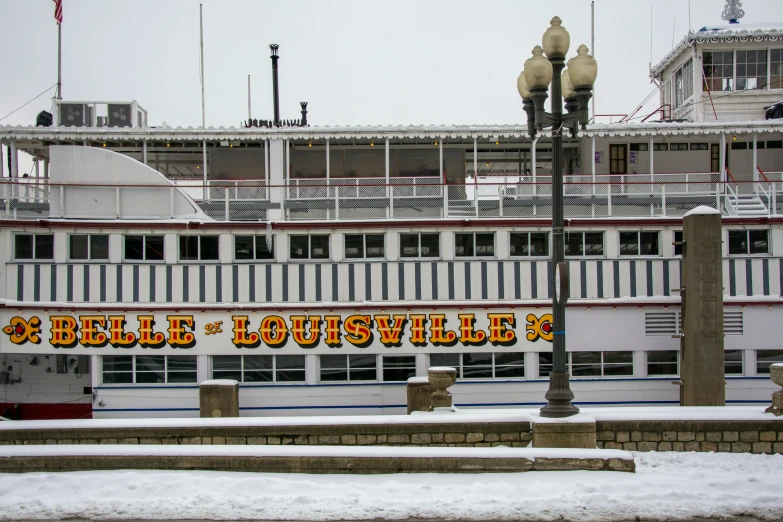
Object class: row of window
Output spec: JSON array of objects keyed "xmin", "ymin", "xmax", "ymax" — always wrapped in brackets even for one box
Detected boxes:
[
  {"xmin": 100, "ymin": 350, "xmax": 783, "ymax": 384},
  {"xmin": 13, "ymin": 229, "xmax": 771, "ymax": 262}
]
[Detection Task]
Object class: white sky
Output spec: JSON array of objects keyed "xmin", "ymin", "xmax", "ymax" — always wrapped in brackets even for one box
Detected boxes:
[{"xmin": 1, "ymin": 0, "xmax": 782, "ymax": 131}]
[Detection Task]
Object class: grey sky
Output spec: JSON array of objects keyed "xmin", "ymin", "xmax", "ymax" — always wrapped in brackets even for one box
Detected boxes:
[{"xmin": 1, "ymin": 0, "xmax": 782, "ymax": 132}]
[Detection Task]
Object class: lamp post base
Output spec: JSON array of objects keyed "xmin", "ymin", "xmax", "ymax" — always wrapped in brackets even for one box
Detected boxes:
[{"xmin": 540, "ymin": 371, "xmax": 579, "ymax": 417}]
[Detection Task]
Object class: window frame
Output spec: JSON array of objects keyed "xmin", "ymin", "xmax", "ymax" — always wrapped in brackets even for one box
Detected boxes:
[
  {"xmin": 399, "ymin": 232, "xmax": 441, "ymax": 259},
  {"xmin": 454, "ymin": 232, "xmax": 495, "ymax": 258},
  {"xmin": 68, "ymin": 233, "xmax": 110, "ymax": 262},
  {"xmin": 289, "ymin": 234, "xmax": 331, "ymax": 261},
  {"xmin": 234, "ymin": 234, "xmax": 275, "ymax": 262},
  {"xmin": 343, "ymin": 233, "xmax": 385, "ymax": 260},
  {"xmin": 211, "ymin": 354, "xmax": 306, "ymax": 384},
  {"xmin": 13, "ymin": 233, "xmax": 55, "ymax": 261},
  {"xmin": 124, "ymin": 234, "xmax": 165, "ymax": 262},
  {"xmin": 727, "ymin": 229, "xmax": 769, "ymax": 256},
  {"xmin": 178, "ymin": 235, "xmax": 220, "ymax": 262},
  {"xmin": 101, "ymin": 355, "xmax": 198, "ymax": 385},
  {"xmin": 619, "ymin": 231, "xmax": 660, "ymax": 257}
]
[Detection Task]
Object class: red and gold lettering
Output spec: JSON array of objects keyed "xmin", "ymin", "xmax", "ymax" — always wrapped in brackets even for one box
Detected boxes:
[
  {"xmin": 290, "ymin": 315, "xmax": 321, "ymax": 347},
  {"xmin": 458, "ymin": 313, "xmax": 486, "ymax": 344},
  {"xmin": 137, "ymin": 315, "xmax": 166, "ymax": 348},
  {"xmin": 232, "ymin": 316, "xmax": 260, "ymax": 346},
  {"xmin": 343, "ymin": 315, "xmax": 372, "ymax": 347},
  {"xmin": 167, "ymin": 315, "xmax": 195, "ymax": 347},
  {"xmin": 428, "ymin": 314, "xmax": 457, "ymax": 345},
  {"xmin": 108, "ymin": 315, "xmax": 136, "ymax": 346},
  {"xmin": 49, "ymin": 316, "xmax": 78, "ymax": 347},
  {"xmin": 374, "ymin": 314, "xmax": 407, "ymax": 346},
  {"xmin": 323, "ymin": 316, "xmax": 342, "ymax": 347},
  {"xmin": 259, "ymin": 315, "xmax": 288, "ymax": 347},
  {"xmin": 409, "ymin": 314, "xmax": 427, "ymax": 345},
  {"xmin": 487, "ymin": 313, "xmax": 516, "ymax": 344},
  {"xmin": 79, "ymin": 315, "xmax": 107, "ymax": 347}
]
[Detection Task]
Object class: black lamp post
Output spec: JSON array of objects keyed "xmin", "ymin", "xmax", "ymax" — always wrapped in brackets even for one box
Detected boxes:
[{"xmin": 517, "ymin": 16, "xmax": 598, "ymax": 417}]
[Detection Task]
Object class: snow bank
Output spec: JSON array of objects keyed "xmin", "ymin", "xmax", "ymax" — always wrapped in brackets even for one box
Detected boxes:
[{"xmin": 0, "ymin": 452, "xmax": 780, "ymax": 521}]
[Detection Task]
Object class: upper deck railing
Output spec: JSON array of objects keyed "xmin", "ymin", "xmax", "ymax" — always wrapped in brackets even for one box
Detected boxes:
[{"xmin": 1, "ymin": 173, "xmax": 781, "ymax": 222}]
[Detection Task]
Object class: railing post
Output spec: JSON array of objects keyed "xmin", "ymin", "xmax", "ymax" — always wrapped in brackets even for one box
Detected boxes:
[
  {"xmin": 661, "ymin": 183, "xmax": 667, "ymax": 217},
  {"xmin": 115, "ymin": 186, "xmax": 121, "ymax": 219},
  {"xmin": 59, "ymin": 185, "xmax": 65, "ymax": 218}
]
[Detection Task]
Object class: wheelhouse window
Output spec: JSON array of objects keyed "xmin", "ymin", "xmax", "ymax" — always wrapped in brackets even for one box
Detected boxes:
[
  {"xmin": 619, "ymin": 231, "xmax": 660, "ymax": 256},
  {"xmin": 647, "ymin": 350, "xmax": 679, "ymax": 376},
  {"xmin": 319, "ymin": 354, "xmax": 378, "ymax": 382},
  {"xmin": 736, "ymin": 50, "xmax": 768, "ymax": 90},
  {"xmin": 179, "ymin": 235, "xmax": 219, "ymax": 261},
  {"xmin": 102, "ymin": 355, "xmax": 197, "ymax": 384},
  {"xmin": 431, "ymin": 353, "xmax": 525, "ymax": 380},
  {"xmin": 234, "ymin": 235, "xmax": 274, "ymax": 261},
  {"xmin": 756, "ymin": 350, "xmax": 783, "ymax": 374},
  {"xmin": 724, "ymin": 350, "xmax": 744, "ymax": 375},
  {"xmin": 125, "ymin": 235, "xmax": 164, "ymax": 261},
  {"xmin": 455, "ymin": 233, "xmax": 495, "ymax": 257},
  {"xmin": 703, "ymin": 51, "xmax": 734, "ymax": 91},
  {"xmin": 565, "ymin": 232, "xmax": 603, "ymax": 257},
  {"xmin": 400, "ymin": 233, "xmax": 440, "ymax": 258},
  {"xmin": 381, "ymin": 356, "xmax": 416, "ymax": 382},
  {"xmin": 728, "ymin": 230, "xmax": 768, "ymax": 255},
  {"xmin": 69, "ymin": 234, "xmax": 109, "ymax": 261},
  {"xmin": 212, "ymin": 355, "xmax": 305, "ymax": 383},
  {"xmin": 289, "ymin": 234, "xmax": 330, "ymax": 260},
  {"xmin": 14, "ymin": 233, "xmax": 54, "ymax": 260},
  {"xmin": 510, "ymin": 232, "xmax": 549, "ymax": 257},
  {"xmin": 344, "ymin": 234, "xmax": 385, "ymax": 259}
]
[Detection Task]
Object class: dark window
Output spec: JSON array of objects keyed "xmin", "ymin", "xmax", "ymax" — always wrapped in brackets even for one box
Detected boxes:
[
  {"xmin": 619, "ymin": 231, "xmax": 660, "ymax": 256},
  {"xmin": 510, "ymin": 232, "xmax": 549, "ymax": 257},
  {"xmin": 382, "ymin": 356, "xmax": 416, "ymax": 382},
  {"xmin": 179, "ymin": 235, "xmax": 219, "ymax": 261},
  {"xmin": 234, "ymin": 235, "xmax": 274, "ymax": 261},
  {"xmin": 289, "ymin": 234, "xmax": 330, "ymax": 260},
  {"xmin": 69, "ymin": 234, "xmax": 109, "ymax": 260},
  {"xmin": 400, "ymin": 233, "xmax": 440, "ymax": 258},
  {"xmin": 647, "ymin": 350, "xmax": 679, "ymax": 376},
  {"xmin": 455, "ymin": 233, "xmax": 495, "ymax": 257},
  {"xmin": 344, "ymin": 234, "xmax": 385, "ymax": 259},
  {"xmin": 14, "ymin": 234, "xmax": 54, "ymax": 260},
  {"xmin": 125, "ymin": 235, "xmax": 164, "ymax": 261},
  {"xmin": 728, "ymin": 230, "xmax": 768, "ymax": 255},
  {"xmin": 756, "ymin": 350, "xmax": 783, "ymax": 374},
  {"xmin": 320, "ymin": 354, "xmax": 377, "ymax": 382}
]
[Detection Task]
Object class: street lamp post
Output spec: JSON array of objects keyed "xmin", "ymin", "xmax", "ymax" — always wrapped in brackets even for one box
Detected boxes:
[{"xmin": 517, "ymin": 17, "xmax": 598, "ymax": 418}]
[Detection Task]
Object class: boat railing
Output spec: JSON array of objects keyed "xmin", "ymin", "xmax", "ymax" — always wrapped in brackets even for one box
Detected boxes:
[{"xmin": 0, "ymin": 176, "xmax": 778, "ymax": 221}]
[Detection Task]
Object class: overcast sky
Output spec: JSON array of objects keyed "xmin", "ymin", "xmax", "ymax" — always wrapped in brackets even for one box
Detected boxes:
[{"xmin": 1, "ymin": 0, "xmax": 782, "ymax": 132}]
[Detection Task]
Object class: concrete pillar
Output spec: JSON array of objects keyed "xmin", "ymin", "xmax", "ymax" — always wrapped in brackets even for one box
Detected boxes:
[
  {"xmin": 199, "ymin": 379, "xmax": 240, "ymax": 417},
  {"xmin": 680, "ymin": 206, "xmax": 725, "ymax": 406}
]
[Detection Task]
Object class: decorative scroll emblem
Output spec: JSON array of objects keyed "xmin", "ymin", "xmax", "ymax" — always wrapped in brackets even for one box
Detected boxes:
[
  {"xmin": 525, "ymin": 313, "xmax": 554, "ymax": 342},
  {"xmin": 722, "ymin": 0, "xmax": 745, "ymax": 22},
  {"xmin": 2, "ymin": 316, "xmax": 42, "ymax": 344}
]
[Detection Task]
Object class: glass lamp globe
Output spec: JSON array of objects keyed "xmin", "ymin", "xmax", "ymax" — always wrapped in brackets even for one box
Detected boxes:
[
  {"xmin": 542, "ymin": 16, "xmax": 570, "ymax": 58},
  {"xmin": 523, "ymin": 46, "xmax": 553, "ymax": 90},
  {"xmin": 569, "ymin": 44, "xmax": 598, "ymax": 89},
  {"xmin": 517, "ymin": 71, "xmax": 531, "ymax": 100}
]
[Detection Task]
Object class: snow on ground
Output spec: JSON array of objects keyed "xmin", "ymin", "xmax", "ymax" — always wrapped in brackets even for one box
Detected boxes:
[{"xmin": 0, "ymin": 452, "xmax": 781, "ymax": 521}]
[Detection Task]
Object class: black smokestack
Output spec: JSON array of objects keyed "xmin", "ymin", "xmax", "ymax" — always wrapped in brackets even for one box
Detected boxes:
[{"xmin": 270, "ymin": 44, "xmax": 280, "ymax": 126}]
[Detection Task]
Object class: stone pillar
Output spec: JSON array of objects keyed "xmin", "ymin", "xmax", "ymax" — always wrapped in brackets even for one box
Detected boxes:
[
  {"xmin": 406, "ymin": 377, "xmax": 435, "ymax": 414},
  {"xmin": 681, "ymin": 206, "xmax": 725, "ymax": 406},
  {"xmin": 199, "ymin": 379, "xmax": 239, "ymax": 418}
]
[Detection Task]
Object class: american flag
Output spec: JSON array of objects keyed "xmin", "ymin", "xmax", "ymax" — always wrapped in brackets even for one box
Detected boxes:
[{"xmin": 53, "ymin": 0, "xmax": 63, "ymax": 24}]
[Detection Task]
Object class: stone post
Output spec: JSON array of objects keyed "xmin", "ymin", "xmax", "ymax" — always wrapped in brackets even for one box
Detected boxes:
[
  {"xmin": 199, "ymin": 379, "xmax": 239, "ymax": 418},
  {"xmin": 681, "ymin": 206, "xmax": 725, "ymax": 406},
  {"xmin": 406, "ymin": 377, "xmax": 435, "ymax": 414},
  {"xmin": 427, "ymin": 367, "xmax": 457, "ymax": 410}
]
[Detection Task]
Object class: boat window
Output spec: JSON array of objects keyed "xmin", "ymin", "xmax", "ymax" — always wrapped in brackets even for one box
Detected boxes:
[
  {"xmin": 454, "ymin": 232, "xmax": 495, "ymax": 258},
  {"xmin": 289, "ymin": 234, "xmax": 330, "ymax": 260},
  {"xmin": 381, "ymin": 356, "xmax": 416, "ymax": 382},
  {"xmin": 319, "ymin": 354, "xmax": 377, "ymax": 382},
  {"xmin": 102, "ymin": 355, "xmax": 197, "ymax": 384},
  {"xmin": 179, "ymin": 235, "xmax": 219, "ymax": 262},
  {"xmin": 14, "ymin": 233, "xmax": 54, "ymax": 261},
  {"xmin": 727, "ymin": 230, "xmax": 768, "ymax": 255},
  {"xmin": 646, "ymin": 350, "xmax": 679, "ymax": 376},
  {"xmin": 69, "ymin": 234, "xmax": 109, "ymax": 261},
  {"xmin": 400, "ymin": 233, "xmax": 440, "ymax": 259},
  {"xmin": 344, "ymin": 234, "xmax": 385, "ymax": 259},
  {"xmin": 619, "ymin": 231, "xmax": 660, "ymax": 256},
  {"xmin": 125, "ymin": 235, "xmax": 164, "ymax": 261},
  {"xmin": 565, "ymin": 232, "xmax": 604, "ymax": 257},
  {"xmin": 212, "ymin": 355, "xmax": 305, "ymax": 383},
  {"xmin": 234, "ymin": 235, "xmax": 274, "ymax": 261}
]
